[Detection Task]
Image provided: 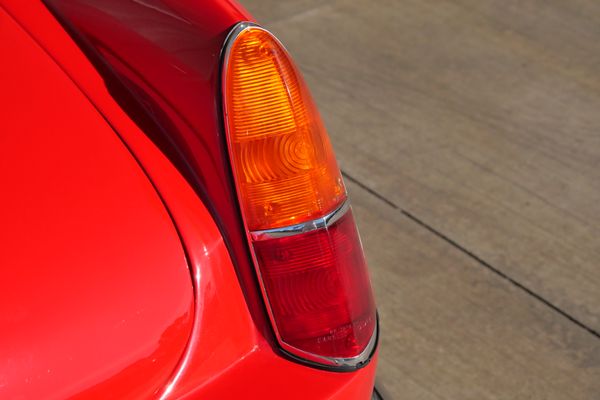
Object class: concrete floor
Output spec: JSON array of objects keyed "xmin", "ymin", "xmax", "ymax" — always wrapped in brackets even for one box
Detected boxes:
[{"xmin": 240, "ymin": 1, "xmax": 600, "ymax": 398}]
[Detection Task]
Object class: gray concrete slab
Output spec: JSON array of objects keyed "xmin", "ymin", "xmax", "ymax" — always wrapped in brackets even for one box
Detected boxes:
[{"xmin": 240, "ymin": 1, "xmax": 600, "ymax": 398}]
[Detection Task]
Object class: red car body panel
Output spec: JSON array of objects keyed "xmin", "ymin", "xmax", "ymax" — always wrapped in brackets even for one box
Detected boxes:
[
  {"xmin": 0, "ymin": 7, "xmax": 194, "ymax": 398},
  {"xmin": 43, "ymin": 0, "xmax": 272, "ymax": 342},
  {"xmin": 0, "ymin": 1, "xmax": 378, "ymax": 398}
]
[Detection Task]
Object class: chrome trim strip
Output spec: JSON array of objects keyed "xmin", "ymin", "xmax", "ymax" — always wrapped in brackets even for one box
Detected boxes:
[
  {"xmin": 221, "ymin": 22, "xmax": 260, "ymax": 65},
  {"xmin": 250, "ymin": 200, "xmax": 350, "ymax": 241},
  {"xmin": 280, "ymin": 319, "xmax": 379, "ymax": 369},
  {"xmin": 221, "ymin": 22, "xmax": 378, "ymax": 371}
]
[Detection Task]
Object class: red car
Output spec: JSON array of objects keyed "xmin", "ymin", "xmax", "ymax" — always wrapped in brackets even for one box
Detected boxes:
[{"xmin": 0, "ymin": 1, "xmax": 381, "ymax": 398}]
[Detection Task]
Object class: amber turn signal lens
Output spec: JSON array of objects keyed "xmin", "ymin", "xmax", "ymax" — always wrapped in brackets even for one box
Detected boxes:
[{"xmin": 223, "ymin": 27, "xmax": 346, "ymax": 231}]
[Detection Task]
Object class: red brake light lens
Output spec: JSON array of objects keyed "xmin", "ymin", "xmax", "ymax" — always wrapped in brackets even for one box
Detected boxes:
[
  {"xmin": 222, "ymin": 23, "xmax": 377, "ymax": 369},
  {"xmin": 253, "ymin": 210, "xmax": 376, "ymax": 358}
]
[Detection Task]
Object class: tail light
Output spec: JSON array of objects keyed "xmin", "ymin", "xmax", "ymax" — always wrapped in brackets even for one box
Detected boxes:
[{"xmin": 221, "ymin": 23, "xmax": 377, "ymax": 369}]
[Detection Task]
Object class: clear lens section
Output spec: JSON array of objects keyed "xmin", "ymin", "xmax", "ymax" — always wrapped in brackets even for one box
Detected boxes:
[{"xmin": 253, "ymin": 210, "xmax": 376, "ymax": 358}]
